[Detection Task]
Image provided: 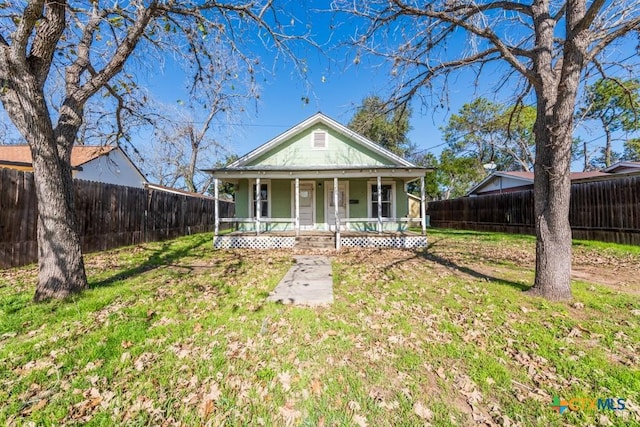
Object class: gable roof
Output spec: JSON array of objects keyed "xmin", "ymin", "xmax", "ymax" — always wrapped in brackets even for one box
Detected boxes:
[
  {"xmin": 467, "ymin": 170, "xmax": 610, "ymax": 196},
  {"xmin": 603, "ymin": 161, "xmax": 640, "ymax": 174},
  {"xmin": 227, "ymin": 112, "xmax": 416, "ymax": 169},
  {"xmin": 0, "ymin": 145, "xmax": 118, "ymax": 168}
]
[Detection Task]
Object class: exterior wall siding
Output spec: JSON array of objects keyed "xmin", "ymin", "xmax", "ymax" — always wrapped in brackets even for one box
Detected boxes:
[
  {"xmin": 235, "ymin": 179, "xmax": 249, "ymax": 218},
  {"xmin": 396, "ymin": 179, "xmax": 408, "ymax": 217},
  {"xmin": 348, "ymin": 180, "xmax": 368, "ymax": 218},
  {"xmin": 246, "ymin": 124, "xmax": 395, "ymax": 167},
  {"xmin": 74, "ymin": 149, "xmax": 146, "ymax": 188},
  {"xmin": 271, "ymin": 179, "xmax": 292, "ymax": 218}
]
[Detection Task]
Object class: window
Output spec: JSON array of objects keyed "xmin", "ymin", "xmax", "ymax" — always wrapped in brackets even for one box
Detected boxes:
[
  {"xmin": 252, "ymin": 183, "xmax": 269, "ymax": 217},
  {"xmin": 312, "ymin": 131, "xmax": 327, "ymax": 149},
  {"xmin": 329, "ymin": 188, "xmax": 345, "ymax": 208},
  {"xmin": 370, "ymin": 184, "xmax": 393, "ymax": 218}
]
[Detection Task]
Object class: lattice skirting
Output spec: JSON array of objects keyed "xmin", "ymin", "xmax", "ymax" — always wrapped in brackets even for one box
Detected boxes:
[
  {"xmin": 214, "ymin": 235, "xmax": 296, "ymax": 249},
  {"xmin": 340, "ymin": 235, "xmax": 428, "ymax": 249}
]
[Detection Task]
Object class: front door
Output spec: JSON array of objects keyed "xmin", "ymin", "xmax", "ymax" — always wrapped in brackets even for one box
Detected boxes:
[
  {"xmin": 299, "ymin": 182, "xmax": 314, "ymax": 228},
  {"xmin": 325, "ymin": 181, "xmax": 348, "ymax": 231}
]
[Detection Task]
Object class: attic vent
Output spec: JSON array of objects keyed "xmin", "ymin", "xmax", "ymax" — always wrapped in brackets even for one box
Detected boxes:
[{"xmin": 312, "ymin": 131, "xmax": 327, "ymax": 149}]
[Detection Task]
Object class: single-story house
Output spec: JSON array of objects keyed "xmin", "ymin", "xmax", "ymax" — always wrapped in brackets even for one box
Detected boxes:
[
  {"xmin": 467, "ymin": 170, "xmax": 610, "ymax": 196},
  {"xmin": 0, "ymin": 145, "xmax": 147, "ymax": 188},
  {"xmin": 603, "ymin": 161, "xmax": 640, "ymax": 174},
  {"xmin": 206, "ymin": 112, "xmax": 430, "ymax": 249}
]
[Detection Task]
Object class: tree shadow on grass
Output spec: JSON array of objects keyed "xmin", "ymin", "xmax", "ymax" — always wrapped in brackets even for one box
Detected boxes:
[
  {"xmin": 90, "ymin": 237, "xmax": 221, "ymax": 289},
  {"xmin": 390, "ymin": 237, "xmax": 531, "ymax": 291}
]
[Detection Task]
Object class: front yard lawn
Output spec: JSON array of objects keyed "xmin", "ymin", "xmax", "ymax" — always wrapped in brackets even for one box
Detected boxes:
[{"xmin": 1, "ymin": 229, "xmax": 638, "ymax": 426}]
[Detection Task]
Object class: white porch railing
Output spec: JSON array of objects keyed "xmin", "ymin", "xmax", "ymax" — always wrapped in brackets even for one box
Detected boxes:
[
  {"xmin": 218, "ymin": 217, "xmax": 424, "ymax": 233},
  {"xmin": 219, "ymin": 217, "xmax": 296, "ymax": 234}
]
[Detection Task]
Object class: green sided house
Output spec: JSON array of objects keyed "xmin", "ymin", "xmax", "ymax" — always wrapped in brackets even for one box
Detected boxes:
[{"xmin": 207, "ymin": 113, "xmax": 430, "ymax": 249}]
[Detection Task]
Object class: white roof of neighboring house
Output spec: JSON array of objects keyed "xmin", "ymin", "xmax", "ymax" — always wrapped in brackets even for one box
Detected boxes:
[
  {"xmin": 603, "ymin": 161, "xmax": 640, "ymax": 174},
  {"xmin": 144, "ymin": 183, "xmax": 220, "ymax": 200},
  {"xmin": 467, "ymin": 170, "xmax": 610, "ymax": 196}
]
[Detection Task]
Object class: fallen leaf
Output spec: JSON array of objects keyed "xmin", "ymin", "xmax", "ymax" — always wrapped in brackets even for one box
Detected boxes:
[
  {"xmin": 278, "ymin": 372, "xmax": 292, "ymax": 391},
  {"xmin": 353, "ymin": 413, "xmax": 368, "ymax": 427},
  {"xmin": 278, "ymin": 401, "xmax": 301, "ymax": 426},
  {"xmin": 413, "ymin": 401, "xmax": 433, "ymax": 420},
  {"xmin": 311, "ymin": 378, "xmax": 322, "ymax": 396}
]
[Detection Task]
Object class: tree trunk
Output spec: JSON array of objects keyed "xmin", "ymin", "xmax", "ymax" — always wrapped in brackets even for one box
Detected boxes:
[
  {"xmin": 0, "ymin": 60, "xmax": 88, "ymax": 301},
  {"xmin": 529, "ymin": 102, "xmax": 573, "ymax": 301},
  {"xmin": 31, "ymin": 141, "xmax": 88, "ymax": 301},
  {"xmin": 603, "ymin": 123, "xmax": 612, "ymax": 167}
]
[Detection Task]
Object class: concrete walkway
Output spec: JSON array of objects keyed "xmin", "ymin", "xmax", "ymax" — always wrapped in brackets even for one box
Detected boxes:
[{"xmin": 267, "ymin": 255, "xmax": 334, "ymax": 306}]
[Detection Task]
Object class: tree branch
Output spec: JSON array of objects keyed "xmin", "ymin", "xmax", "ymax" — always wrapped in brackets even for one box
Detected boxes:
[
  {"xmin": 28, "ymin": 0, "xmax": 67, "ymax": 88},
  {"xmin": 586, "ymin": 16, "xmax": 640, "ymax": 62},
  {"xmin": 76, "ymin": 5, "xmax": 156, "ymax": 103},
  {"xmin": 388, "ymin": 0, "xmax": 536, "ymax": 83},
  {"xmin": 573, "ymin": 0, "xmax": 606, "ymax": 34},
  {"xmin": 10, "ymin": 0, "xmax": 44, "ymax": 62}
]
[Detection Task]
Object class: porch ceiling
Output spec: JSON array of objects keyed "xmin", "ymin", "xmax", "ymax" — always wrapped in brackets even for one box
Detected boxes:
[{"xmin": 205, "ymin": 165, "xmax": 431, "ymax": 181}]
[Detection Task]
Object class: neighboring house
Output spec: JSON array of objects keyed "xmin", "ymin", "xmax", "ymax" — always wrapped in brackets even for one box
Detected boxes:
[
  {"xmin": 207, "ymin": 112, "xmax": 430, "ymax": 249},
  {"xmin": 467, "ymin": 170, "xmax": 610, "ymax": 196},
  {"xmin": 603, "ymin": 161, "xmax": 640, "ymax": 174},
  {"xmin": 144, "ymin": 182, "xmax": 215, "ymax": 199},
  {"xmin": 0, "ymin": 145, "xmax": 147, "ymax": 188}
]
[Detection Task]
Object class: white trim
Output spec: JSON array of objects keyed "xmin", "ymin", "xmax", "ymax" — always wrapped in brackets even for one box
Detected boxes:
[
  {"xmin": 249, "ymin": 179, "xmax": 271, "ymax": 218},
  {"xmin": 324, "ymin": 180, "xmax": 349, "ymax": 230},
  {"xmin": 367, "ymin": 180, "xmax": 396, "ymax": 219},
  {"xmin": 290, "ymin": 180, "xmax": 316, "ymax": 229},
  {"xmin": 227, "ymin": 113, "xmax": 416, "ymax": 169},
  {"xmin": 212, "ymin": 168, "xmax": 426, "ymax": 180}
]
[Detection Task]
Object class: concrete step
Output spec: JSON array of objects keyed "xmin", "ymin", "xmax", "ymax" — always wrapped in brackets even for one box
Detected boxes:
[{"xmin": 295, "ymin": 235, "xmax": 335, "ymax": 249}]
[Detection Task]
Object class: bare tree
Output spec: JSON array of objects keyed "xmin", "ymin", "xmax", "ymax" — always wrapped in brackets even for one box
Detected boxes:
[
  {"xmin": 0, "ymin": 1, "xmax": 307, "ymax": 301},
  {"xmin": 144, "ymin": 45, "xmax": 254, "ymax": 194},
  {"xmin": 147, "ymin": 108, "xmax": 225, "ymax": 193},
  {"xmin": 335, "ymin": 0, "xmax": 640, "ymax": 300}
]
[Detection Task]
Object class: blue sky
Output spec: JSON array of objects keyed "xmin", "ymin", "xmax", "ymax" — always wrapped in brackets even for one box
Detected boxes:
[
  {"xmin": 139, "ymin": 2, "xmax": 638, "ymax": 171},
  {"xmin": 1, "ymin": 1, "xmax": 634, "ymax": 171},
  {"xmin": 143, "ymin": 2, "xmax": 506, "ymax": 163}
]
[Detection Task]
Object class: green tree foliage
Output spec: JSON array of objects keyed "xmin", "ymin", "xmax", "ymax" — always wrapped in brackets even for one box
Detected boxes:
[
  {"xmin": 623, "ymin": 138, "xmax": 640, "ymax": 161},
  {"xmin": 441, "ymin": 98, "xmax": 536, "ymax": 172},
  {"xmin": 348, "ymin": 96, "xmax": 414, "ymax": 157},
  {"xmin": 579, "ymin": 79, "xmax": 640, "ymax": 167},
  {"xmin": 413, "ymin": 150, "xmax": 485, "ymax": 200}
]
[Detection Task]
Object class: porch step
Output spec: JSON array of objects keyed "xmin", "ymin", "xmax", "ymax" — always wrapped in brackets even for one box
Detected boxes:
[{"xmin": 295, "ymin": 235, "xmax": 335, "ymax": 249}]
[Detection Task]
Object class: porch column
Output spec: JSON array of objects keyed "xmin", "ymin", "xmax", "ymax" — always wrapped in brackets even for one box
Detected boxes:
[
  {"xmin": 334, "ymin": 177, "xmax": 341, "ymax": 250},
  {"xmin": 420, "ymin": 175, "xmax": 426, "ymax": 236},
  {"xmin": 214, "ymin": 178, "xmax": 219, "ymax": 237},
  {"xmin": 377, "ymin": 175, "xmax": 382, "ymax": 234},
  {"xmin": 255, "ymin": 177, "xmax": 261, "ymax": 235},
  {"xmin": 295, "ymin": 177, "xmax": 300, "ymax": 236}
]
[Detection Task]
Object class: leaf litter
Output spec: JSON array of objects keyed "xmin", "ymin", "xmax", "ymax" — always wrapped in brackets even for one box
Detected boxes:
[{"xmin": 0, "ymin": 232, "xmax": 638, "ymax": 425}]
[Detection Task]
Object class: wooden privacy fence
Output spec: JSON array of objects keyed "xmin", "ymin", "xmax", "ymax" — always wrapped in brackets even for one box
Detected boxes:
[
  {"xmin": 0, "ymin": 168, "xmax": 234, "ymax": 268},
  {"xmin": 427, "ymin": 175, "xmax": 640, "ymax": 245}
]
